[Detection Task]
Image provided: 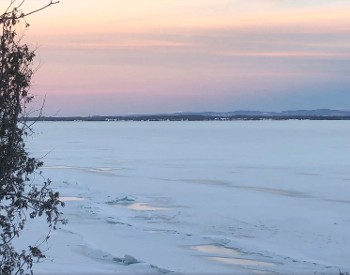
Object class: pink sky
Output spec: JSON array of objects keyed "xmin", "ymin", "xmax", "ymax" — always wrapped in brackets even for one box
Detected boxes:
[{"xmin": 8, "ymin": 0, "xmax": 350, "ymax": 115}]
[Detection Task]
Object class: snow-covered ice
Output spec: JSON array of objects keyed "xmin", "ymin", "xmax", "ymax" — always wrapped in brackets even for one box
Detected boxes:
[{"xmin": 24, "ymin": 120, "xmax": 350, "ymax": 274}]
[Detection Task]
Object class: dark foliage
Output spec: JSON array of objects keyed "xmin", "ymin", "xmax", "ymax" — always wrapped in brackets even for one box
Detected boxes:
[{"xmin": 0, "ymin": 2, "xmax": 64, "ymax": 274}]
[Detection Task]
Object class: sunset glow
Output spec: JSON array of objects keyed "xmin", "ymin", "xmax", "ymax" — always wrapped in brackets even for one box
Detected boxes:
[{"xmin": 7, "ymin": 0, "xmax": 350, "ymax": 115}]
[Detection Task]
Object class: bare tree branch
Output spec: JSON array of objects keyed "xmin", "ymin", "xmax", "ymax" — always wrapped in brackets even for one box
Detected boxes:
[
  {"xmin": 19, "ymin": 1, "xmax": 60, "ymax": 18},
  {"xmin": 1, "ymin": 0, "xmax": 60, "ymax": 20}
]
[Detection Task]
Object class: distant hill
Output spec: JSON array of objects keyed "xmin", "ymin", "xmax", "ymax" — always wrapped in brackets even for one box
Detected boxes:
[
  {"xmin": 279, "ymin": 109, "xmax": 350, "ymax": 116},
  {"xmin": 29, "ymin": 109, "xmax": 350, "ymax": 121},
  {"xmin": 186, "ymin": 109, "xmax": 350, "ymax": 117}
]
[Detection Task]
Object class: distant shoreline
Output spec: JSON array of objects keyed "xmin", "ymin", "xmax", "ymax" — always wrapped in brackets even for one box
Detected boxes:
[
  {"xmin": 25, "ymin": 109, "xmax": 350, "ymax": 121},
  {"xmin": 26, "ymin": 115, "xmax": 350, "ymax": 122}
]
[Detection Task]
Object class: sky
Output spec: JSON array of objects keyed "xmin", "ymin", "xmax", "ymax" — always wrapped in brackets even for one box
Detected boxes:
[{"xmin": 4, "ymin": 0, "xmax": 350, "ymax": 115}]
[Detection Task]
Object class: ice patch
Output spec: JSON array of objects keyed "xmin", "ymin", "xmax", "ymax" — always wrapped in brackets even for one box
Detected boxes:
[
  {"xmin": 190, "ymin": 244, "xmax": 240, "ymax": 257},
  {"xmin": 207, "ymin": 256, "xmax": 276, "ymax": 267},
  {"xmin": 190, "ymin": 244, "xmax": 276, "ymax": 269},
  {"xmin": 106, "ymin": 196, "xmax": 173, "ymax": 211},
  {"xmin": 60, "ymin": 196, "xmax": 84, "ymax": 202},
  {"xmin": 127, "ymin": 203, "xmax": 170, "ymax": 211}
]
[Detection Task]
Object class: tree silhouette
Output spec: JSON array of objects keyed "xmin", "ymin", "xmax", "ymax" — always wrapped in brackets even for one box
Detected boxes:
[{"xmin": 0, "ymin": 1, "xmax": 65, "ymax": 274}]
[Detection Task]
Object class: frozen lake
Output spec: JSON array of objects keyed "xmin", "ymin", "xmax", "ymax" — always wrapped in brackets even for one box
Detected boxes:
[{"xmin": 26, "ymin": 120, "xmax": 350, "ymax": 274}]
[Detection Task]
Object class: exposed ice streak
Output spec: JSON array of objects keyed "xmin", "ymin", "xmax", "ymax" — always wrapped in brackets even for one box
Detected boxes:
[
  {"xmin": 60, "ymin": 196, "xmax": 85, "ymax": 202},
  {"xmin": 207, "ymin": 256, "xmax": 276, "ymax": 267},
  {"xmin": 127, "ymin": 203, "xmax": 170, "ymax": 211}
]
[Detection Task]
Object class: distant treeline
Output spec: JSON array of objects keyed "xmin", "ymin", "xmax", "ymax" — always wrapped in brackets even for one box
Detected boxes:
[{"xmin": 26, "ymin": 115, "xmax": 350, "ymax": 122}]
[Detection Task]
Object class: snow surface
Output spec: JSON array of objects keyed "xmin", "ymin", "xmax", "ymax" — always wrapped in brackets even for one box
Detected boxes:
[{"xmin": 23, "ymin": 120, "xmax": 350, "ymax": 274}]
